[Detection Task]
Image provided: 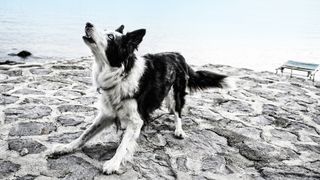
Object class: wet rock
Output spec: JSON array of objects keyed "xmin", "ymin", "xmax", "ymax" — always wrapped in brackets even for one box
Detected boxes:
[
  {"xmin": 46, "ymin": 155, "xmax": 100, "ymax": 179},
  {"xmin": 58, "ymin": 105, "xmax": 96, "ymax": 113},
  {"xmin": 0, "ymin": 60, "xmax": 24, "ymax": 65},
  {"xmin": 17, "ymin": 50, "xmax": 32, "ymax": 58},
  {"xmin": 48, "ymin": 132, "xmax": 82, "ymax": 144},
  {"xmin": 29, "ymin": 68, "xmax": 52, "ymax": 75},
  {"xmin": 0, "ymin": 160, "xmax": 21, "ymax": 179},
  {"xmin": 12, "ymin": 88, "xmax": 45, "ymax": 95},
  {"xmin": 0, "ymin": 84, "xmax": 14, "ymax": 93},
  {"xmin": 4, "ymin": 106, "xmax": 52, "ymax": 123},
  {"xmin": 56, "ymin": 114, "xmax": 85, "ymax": 126},
  {"xmin": 82, "ymin": 142, "xmax": 118, "ymax": 161},
  {"xmin": 8, "ymin": 138, "xmax": 47, "ymax": 155},
  {"xmin": 0, "ymin": 94, "xmax": 19, "ymax": 105},
  {"xmin": 9, "ymin": 122, "xmax": 56, "ymax": 136}
]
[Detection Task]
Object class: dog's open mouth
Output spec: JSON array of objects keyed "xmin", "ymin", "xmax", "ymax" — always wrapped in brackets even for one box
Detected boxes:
[
  {"xmin": 83, "ymin": 23, "xmax": 95, "ymax": 44},
  {"xmin": 82, "ymin": 33, "xmax": 95, "ymax": 44}
]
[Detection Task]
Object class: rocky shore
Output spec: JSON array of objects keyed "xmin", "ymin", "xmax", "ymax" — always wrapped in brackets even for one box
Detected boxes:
[{"xmin": 0, "ymin": 57, "xmax": 320, "ymax": 180}]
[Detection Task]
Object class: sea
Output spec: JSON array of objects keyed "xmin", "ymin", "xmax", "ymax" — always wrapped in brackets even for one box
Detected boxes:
[{"xmin": 1, "ymin": 0, "xmax": 320, "ymax": 73}]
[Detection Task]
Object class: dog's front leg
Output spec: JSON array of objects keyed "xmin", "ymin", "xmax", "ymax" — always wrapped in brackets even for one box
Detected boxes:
[
  {"xmin": 103, "ymin": 101, "xmax": 143, "ymax": 174},
  {"xmin": 47, "ymin": 111, "xmax": 115, "ymax": 157}
]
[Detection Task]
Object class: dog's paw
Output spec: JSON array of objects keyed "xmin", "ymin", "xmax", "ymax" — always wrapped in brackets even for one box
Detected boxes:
[
  {"xmin": 103, "ymin": 160, "xmax": 120, "ymax": 175},
  {"xmin": 46, "ymin": 144, "xmax": 74, "ymax": 158},
  {"xmin": 174, "ymin": 129, "xmax": 186, "ymax": 139}
]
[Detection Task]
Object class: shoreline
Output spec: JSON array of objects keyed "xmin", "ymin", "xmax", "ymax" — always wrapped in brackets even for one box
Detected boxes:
[{"xmin": 0, "ymin": 57, "xmax": 320, "ymax": 179}]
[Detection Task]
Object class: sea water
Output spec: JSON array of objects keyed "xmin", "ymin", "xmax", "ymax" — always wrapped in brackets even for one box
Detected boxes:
[{"xmin": 0, "ymin": 0, "xmax": 319, "ymax": 72}]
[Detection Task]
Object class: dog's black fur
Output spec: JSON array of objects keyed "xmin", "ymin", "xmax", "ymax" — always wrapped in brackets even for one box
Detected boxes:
[
  {"xmin": 103, "ymin": 27, "xmax": 227, "ymax": 125},
  {"xmin": 135, "ymin": 52, "xmax": 227, "ymax": 125}
]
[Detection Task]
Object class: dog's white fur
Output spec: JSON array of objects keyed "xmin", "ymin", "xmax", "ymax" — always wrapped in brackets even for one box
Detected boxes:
[
  {"xmin": 47, "ymin": 25, "xmax": 190, "ymax": 174},
  {"xmin": 48, "ymin": 27, "xmax": 147, "ymax": 174}
]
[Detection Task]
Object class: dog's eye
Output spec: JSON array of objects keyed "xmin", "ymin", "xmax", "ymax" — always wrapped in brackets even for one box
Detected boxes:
[{"xmin": 107, "ymin": 34, "xmax": 114, "ymax": 40}]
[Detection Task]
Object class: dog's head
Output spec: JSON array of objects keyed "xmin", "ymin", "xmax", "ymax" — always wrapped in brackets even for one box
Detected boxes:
[{"xmin": 83, "ymin": 22, "xmax": 146, "ymax": 71}]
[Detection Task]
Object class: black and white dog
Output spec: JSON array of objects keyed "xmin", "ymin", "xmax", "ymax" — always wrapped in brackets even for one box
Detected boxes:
[{"xmin": 48, "ymin": 22, "xmax": 228, "ymax": 174}]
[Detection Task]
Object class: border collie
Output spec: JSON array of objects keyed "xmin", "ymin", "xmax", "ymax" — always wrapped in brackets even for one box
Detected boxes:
[{"xmin": 47, "ymin": 22, "xmax": 228, "ymax": 174}]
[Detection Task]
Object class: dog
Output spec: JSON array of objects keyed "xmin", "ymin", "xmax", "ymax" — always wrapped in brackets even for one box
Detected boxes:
[{"xmin": 47, "ymin": 22, "xmax": 228, "ymax": 174}]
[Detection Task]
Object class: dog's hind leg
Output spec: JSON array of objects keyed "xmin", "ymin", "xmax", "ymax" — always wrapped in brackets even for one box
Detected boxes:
[
  {"xmin": 172, "ymin": 80, "xmax": 187, "ymax": 139},
  {"xmin": 47, "ymin": 111, "xmax": 115, "ymax": 157},
  {"xmin": 103, "ymin": 100, "xmax": 143, "ymax": 174}
]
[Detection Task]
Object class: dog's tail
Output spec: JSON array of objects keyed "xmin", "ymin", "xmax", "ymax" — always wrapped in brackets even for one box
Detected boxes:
[{"xmin": 187, "ymin": 66, "xmax": 229, "ymax": 92}]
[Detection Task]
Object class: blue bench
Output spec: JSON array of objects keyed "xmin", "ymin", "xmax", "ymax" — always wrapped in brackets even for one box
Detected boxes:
[{"xmin": 276, "ymin": 60, "xmax": 319, "ymax": 82}]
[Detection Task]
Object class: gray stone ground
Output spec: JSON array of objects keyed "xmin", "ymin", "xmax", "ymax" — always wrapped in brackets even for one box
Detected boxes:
[{"xmin": 0, "ymin": 58, "xmax": 320, "ymax": 180}]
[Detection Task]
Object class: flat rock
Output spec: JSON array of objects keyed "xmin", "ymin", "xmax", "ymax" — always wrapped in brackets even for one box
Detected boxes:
[
  {"xmin": 0, "ymin": 94, "xmax": 19, "ymax": 105},
  {"xmin": 201, "ymin": 155, "xmax": 228, "ymax": 173},
  {"xmin": 260, "ymin": 165, "xmax": 320, "ymax": 180},
  {"xmin": 0, "ymin": 77, "xmax": 26, "ymax": 84},
  {"xmin": 8, "ymin": 138, "xmax": 47, "ymax": 155},
  {"xmin": 12, "ymin": 88, "xmax": 45, "ymax": 95},
  {"xmin": 46, "ymin": 155, "xmax": 100, "ymax": 179},
  {"xmin": 52, "ymin": 65, "xmax": 85, "ymax": 70},
  {"xmin": 72, "ymin": 97, "xmax": 97, "ymax": 105},
  {"xmin": 56, "ymin": 114, "xmax": 84, "ymax": 126},
  {"xmin": 59, "ymin": 71, "xmax": 91, "ymax": 77},
  {"xmin": 0, "ymin": 69, "xmax": 22, "ymax": 77},
  {"xmin": 47, "ymin": 132, "xmax": 82, "ymax": 144},
  {"xmin": 82, "ymin": 142, "xmax": 118, "ymax": 161},
  {"xmin": 0, "ymin": 160, "xmax": 21, "ymax": 179},
  {"xmin": 29, "ymin": 68, "xmax": 52, "ymax": 75},
  {"xmin": 9, "ymin": 122, "xmax": 56, "ymax": 136},
  {"xmin": 0, "ymin": 84, "xmax": 14, "ymax": 93},
  {"xmin": 58, "ymin": 105, "xmax": 96, "ymax": 113},
  {"xmin": 14, "ymin": 174, "xmax": 37, "ymax": 180},
  {"xmin": 20, "ymin": 97, "xmax": 66, "ymax": 105},
  {"xmin": 4, "ymin": 106, "xmax": 52, "ymax": 123},
  {"xmin": 28, "ymin": 81, "xmax": 66, "ymax": 91},
  {"xmin": 53, "ymin": 90, "xmax": 85, "ymax": 97},
  {"xmin": 218, "ymin": 100, "xmax": 254, "ymax": 113}
]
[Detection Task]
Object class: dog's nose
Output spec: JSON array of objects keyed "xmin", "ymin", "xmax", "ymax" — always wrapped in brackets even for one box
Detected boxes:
[{"xmin": 86, "ymin": 22, "xmax": 93, "ymax": 28}]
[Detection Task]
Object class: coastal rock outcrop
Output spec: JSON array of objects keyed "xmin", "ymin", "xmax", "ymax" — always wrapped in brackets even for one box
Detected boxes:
[{"xmin": 0, "ymin": 59, "xmax": 319, "ymax": 179}]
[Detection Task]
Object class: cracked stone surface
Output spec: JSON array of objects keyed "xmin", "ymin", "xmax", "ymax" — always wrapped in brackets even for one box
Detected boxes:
[{"xmin": 0, "ymin": 59, "xmax": 320, "ymax": 179}]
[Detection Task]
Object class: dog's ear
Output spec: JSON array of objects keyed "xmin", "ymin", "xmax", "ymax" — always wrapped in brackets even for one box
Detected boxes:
[
  {"xmin": 115, "ymin": 25, "xmax": 124, "ymax": 34},
  {"xmin": 125, "ymin": 29, "xmax": 146, "ymax": 49}
]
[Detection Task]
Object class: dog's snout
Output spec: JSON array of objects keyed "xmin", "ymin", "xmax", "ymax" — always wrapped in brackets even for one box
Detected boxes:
[{"xmin": 86, "ymin": 22, "xmax": 93, "ymax": 28}]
